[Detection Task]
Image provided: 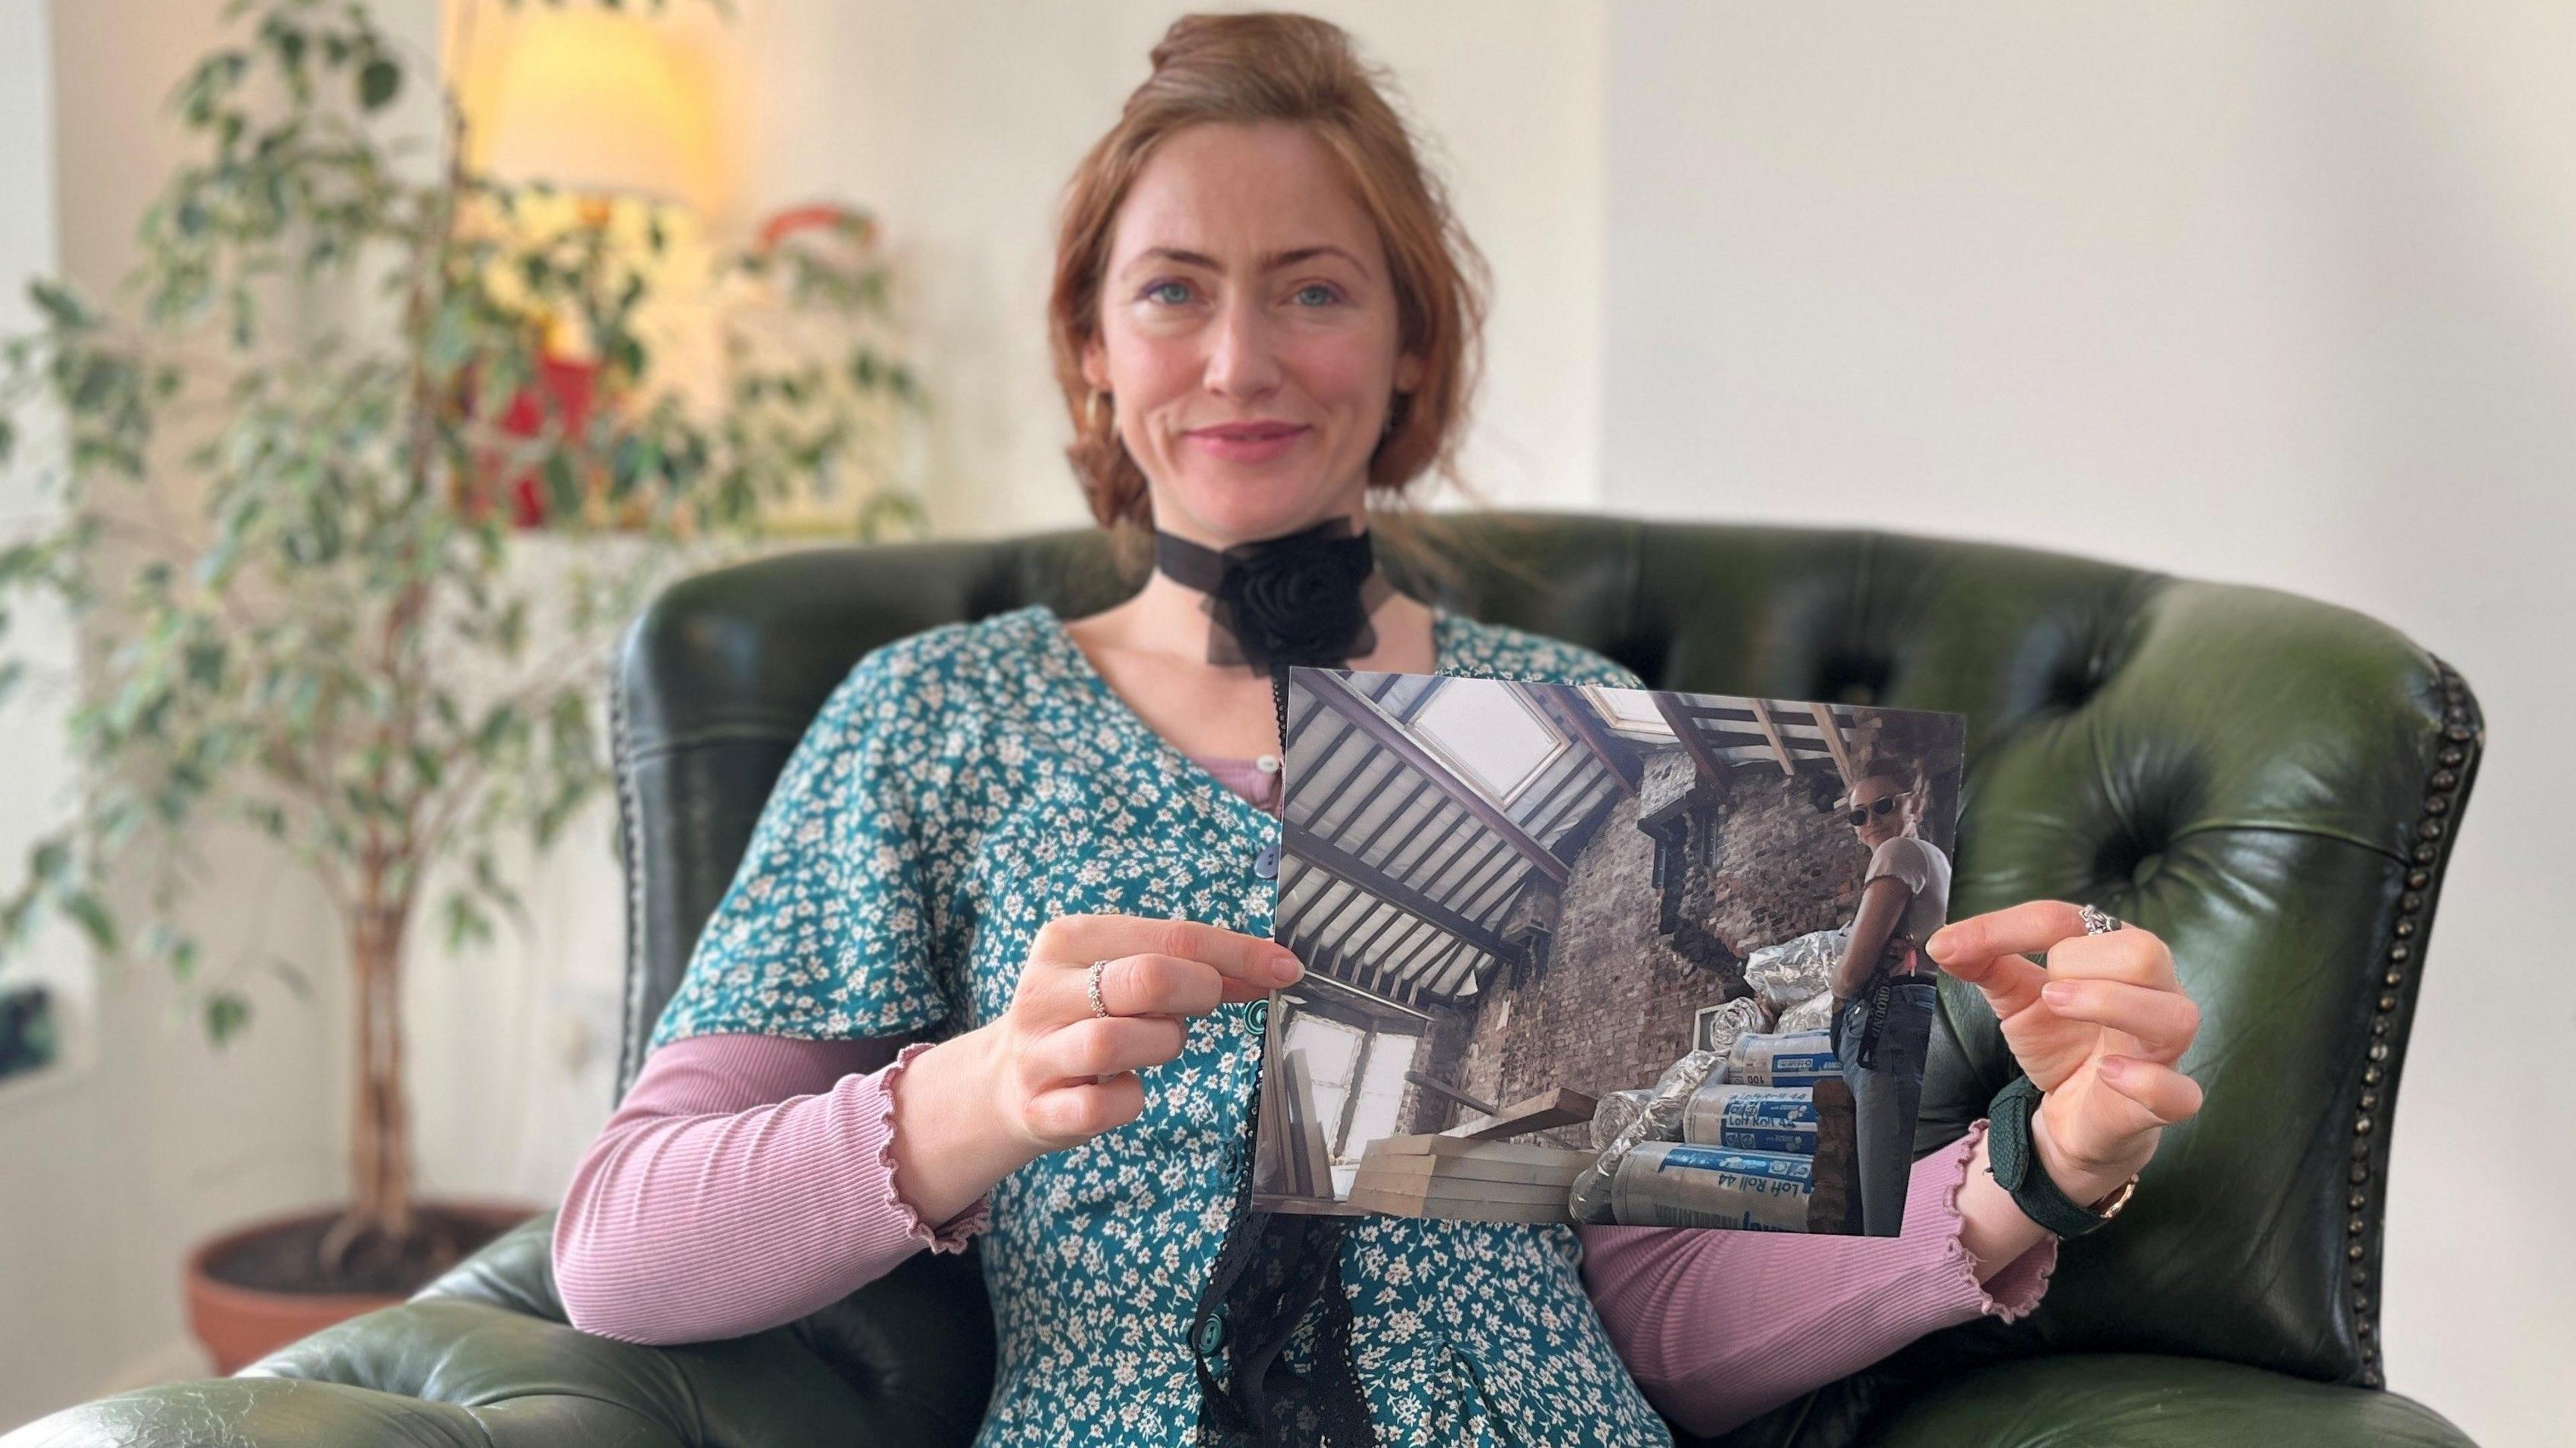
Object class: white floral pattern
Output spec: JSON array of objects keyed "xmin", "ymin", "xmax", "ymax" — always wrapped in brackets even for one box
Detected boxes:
[{"xmin": 652, "ymin": 603, "xmax": 1676, "ymax": 1447}]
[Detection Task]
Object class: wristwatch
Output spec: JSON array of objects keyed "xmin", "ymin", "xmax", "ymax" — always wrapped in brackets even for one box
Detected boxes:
[{"xmin": 1986, "ymin": 1074, "xmax": 2140, "ymax": 1237}]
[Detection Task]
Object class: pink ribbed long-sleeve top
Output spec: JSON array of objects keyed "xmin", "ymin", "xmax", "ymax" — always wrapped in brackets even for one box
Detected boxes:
[{"xmin": 553, "ymin": 755, "xmax": 2053, "ymax": 1439}]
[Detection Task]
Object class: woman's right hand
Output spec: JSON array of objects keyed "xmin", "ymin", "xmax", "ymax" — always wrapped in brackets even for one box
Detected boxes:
[{"xmin": 885, "ymin": 915, "xmax": 1301, "ymax": 1225}]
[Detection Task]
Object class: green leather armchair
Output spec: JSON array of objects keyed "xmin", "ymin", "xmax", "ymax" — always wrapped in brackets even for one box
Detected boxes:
[{"xmin": 9, "ymin": 516, "xmax": 2481, "ymax": 1447}]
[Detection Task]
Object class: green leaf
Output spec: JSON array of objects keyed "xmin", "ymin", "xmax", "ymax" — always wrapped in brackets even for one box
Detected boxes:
[
  {"xmin": 28, "ymin": 278, "xmax": 91, "ymax": 330},
  {"xmin": 203, "ymin": 991, "xmax": 252, "ymax": 1044},
  {"xmin": 29, "ymin": 838, "xmax": 71, "ymax": 884},
  {"xmin": 58, "ymin": 889, "xmax": 117, "ymax": 952},
  {"xmin": 357, "ymin": 56, "xmax": 400, "ymax": 111}
]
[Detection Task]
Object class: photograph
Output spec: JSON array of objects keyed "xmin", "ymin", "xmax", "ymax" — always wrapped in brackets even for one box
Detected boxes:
[{"xmin": 1254, "ymin": 668, "xmax": 1966, "ymax": 1237}]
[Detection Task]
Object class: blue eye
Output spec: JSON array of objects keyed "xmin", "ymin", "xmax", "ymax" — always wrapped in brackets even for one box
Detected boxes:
[
  {"xmin": 1144, "ymin": 280, "xmax": 1191, "ymax": 304},
  {"xmin": 1293, "ymin": 283, "xmax": 1340, "ymax": 307}
]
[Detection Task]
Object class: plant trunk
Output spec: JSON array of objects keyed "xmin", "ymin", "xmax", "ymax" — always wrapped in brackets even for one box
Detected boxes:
[{"xmin": 323, "ymin": 863, "xmax": 415, "ymax": 1270}]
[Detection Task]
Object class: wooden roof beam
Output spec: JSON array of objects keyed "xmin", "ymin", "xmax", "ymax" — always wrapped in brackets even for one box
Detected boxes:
[
  {"xmin": 1807, "ymin": 700, "xmax": 1858, "ymax": 791},
  {"xmin": 1533, "ymin": 685, "xmax": 1640, "ymax": 797},
  {"xmin": 1746, "ymin": 698, "xmax": 1797, "ymax": 775},
  {"xmin": 1285, "ymin": 822, "xmax": 1520, "ymax": 964},
  {"xmin": 1652, "ymin": 692, "xmax": 1737, "ymax": 791}
]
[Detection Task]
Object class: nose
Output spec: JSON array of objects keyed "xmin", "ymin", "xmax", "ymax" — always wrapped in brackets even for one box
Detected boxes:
[{"xmin": 1203, "ymin": 294, "xmax": 1282, "ymax": 401}]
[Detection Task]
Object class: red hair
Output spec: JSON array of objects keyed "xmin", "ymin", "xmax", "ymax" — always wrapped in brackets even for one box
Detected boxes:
[{"xmin": 1048, "ymin": 11, "xmax": 1489, "ymax": 543}]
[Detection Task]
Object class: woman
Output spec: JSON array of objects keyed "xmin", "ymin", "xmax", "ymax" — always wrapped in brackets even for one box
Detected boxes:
[
  {"xmin": 1825, "ymin": 761, "xmax": 1950, "ymax": 1237},
  {"xmin": 552, "ymin": 15, "xmax": 2205, "ymax": 1446}
]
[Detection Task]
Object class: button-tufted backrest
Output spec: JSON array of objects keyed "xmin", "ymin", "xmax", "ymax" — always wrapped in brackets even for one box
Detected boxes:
[{"xmin": 611, "ymin": 512, "xmax": 2479, "ymax": 1395}]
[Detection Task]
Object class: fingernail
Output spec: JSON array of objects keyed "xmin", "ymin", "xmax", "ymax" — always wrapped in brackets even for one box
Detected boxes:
[
  {"xmin": 2098, "ymin": 1055, "xmax": 2131, "ymax": 1082},
  {"xmin": 2041, "ymin": 981, "xmax": 2074, "ymax": 1006},
  {"xmin": 1271, "ymin": 953, "xmax": 1303, "ymax": 985},
  {"xmin": 1924, "ymin": 928, "xmax": 1955, "ymax": 963}
]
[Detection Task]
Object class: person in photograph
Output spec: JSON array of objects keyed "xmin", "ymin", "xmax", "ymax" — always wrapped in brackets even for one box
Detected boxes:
[
  {"xmin": 1827, "ymin": 759, "xmax": 1950, "ymax": 1236},
  {"xmin": 549, "ymin": 14, "xmax": 2207, "ymax": 1445}
]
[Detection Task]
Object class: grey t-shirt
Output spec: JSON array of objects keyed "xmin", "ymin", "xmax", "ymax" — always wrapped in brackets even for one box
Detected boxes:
[{"xmin": 1867, "ymin": 834, "xmax": 1953, "ymax": 946}]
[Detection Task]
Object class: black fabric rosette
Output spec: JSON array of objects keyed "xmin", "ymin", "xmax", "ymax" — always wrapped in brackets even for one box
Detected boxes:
[{"xmin": 1154, "ymin": 516, "xmax": 1390, "ymax": 673}]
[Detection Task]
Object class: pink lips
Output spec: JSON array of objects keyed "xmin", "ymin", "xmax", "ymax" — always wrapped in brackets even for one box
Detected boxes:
[{"xmin": 1187, "ymin": 422, "xmax": 1309, "ymax": 464}]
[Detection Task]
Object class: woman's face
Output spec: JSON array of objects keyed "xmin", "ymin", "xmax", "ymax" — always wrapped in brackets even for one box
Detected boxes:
[
  {"xmin": 1847, "ymin": 775, "xmax": 1918, "ymax": 850},
  {"xmin": 1083, "ymin": 121, "xmax": 1424, "ymax": 547}
]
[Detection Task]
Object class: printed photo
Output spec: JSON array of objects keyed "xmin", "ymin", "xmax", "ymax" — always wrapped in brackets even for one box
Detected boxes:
[{"xmin": 1254, "ymin": 669, "xmax": 1966, "ymax": 1236}]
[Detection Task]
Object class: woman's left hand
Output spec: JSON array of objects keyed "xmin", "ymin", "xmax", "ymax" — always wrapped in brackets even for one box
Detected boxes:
[{"xmin": 1927, "ymin": 901, "xmax": 2204, "ymax": 1206}]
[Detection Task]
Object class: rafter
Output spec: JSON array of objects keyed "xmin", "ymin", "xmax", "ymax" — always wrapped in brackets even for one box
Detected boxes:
[
  {"xmin": 1285, "ymin": 822, "xmax": 1519, "ymax": 966},
  {"xmin": 1807, "ymin": 700, "xmax": 1858, "ymax": 791},
  {"xmin": 1653, "ymin": 692, "xmax": 1737, "ymax": 790},
  {"xmin": 1534, "ymin": 685, "xmax": 1641, "ymax": 796},
  {"xmin": 1746, "ymin": 698, "xmax": 1797, "ymax": 775}
]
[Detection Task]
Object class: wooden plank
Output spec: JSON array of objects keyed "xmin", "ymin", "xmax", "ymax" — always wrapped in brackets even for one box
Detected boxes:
[
  {"xmin": 1534, "ymin": 685, "xmax": 1640, "ymax": 796},
  {"xmin": 1349, "ymin": 1153, "xmax": 1587, "ymax": 1188},
  {"xmin": 1746, "ymin": 698, "xmax": 1798, "ymax": 775},
  {"xmin": 1403, "ymin": 1070, "xmax": 1500, "ymax": 1118},
  {"xmin": 1287, "ymin": 970, "xmax": 1434, "ymax": 1025},
  {"xmin": 1344, "ymin": 1186, "xmax": 1575, "ymax": 1225},
  {"xmin": 1256, "ymin": 1042, "xmax": 1295, "ymax": 1197},
  {"xmin": 1304, "ymin": 671, "xmax": 1569, "ymax": 885},
  {"xmin": 1345, "ymin": 1174, "xmax": 1576, "ymax": 1207},
  {"xmin": 1360, "ymin": 1135, "xmax": 1595, "ymax": 1169},
  {"xmin": 1332, "ymin": 1019, "xmax": 1380, "ymax": 1158},
  {"xmin": 1286, "ymin": 822, "xmax": 1520, "ymax": 964},
  {"xmin": 1653, "ymin": 691, "xmax": 1737, "ymax": 790},
  {"xmin": 1443, "ymin": 1087, "xmax": 1599, "ymax": 1141},
  {"xmin": 1282, "ymin": 1049, "xmax": 1334, "ymax": 1198},
  {"xmin": 1808, "ymin": 701, "xmax": 1858, "ymax": 790}
]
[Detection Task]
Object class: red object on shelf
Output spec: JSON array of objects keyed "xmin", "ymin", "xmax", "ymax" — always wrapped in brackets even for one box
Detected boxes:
[
  {"xmin": 492, "ymin": 352, "xmax": 602, "ymax": 528},
  {"xmin": 755, "ymin": 201, "xmax": 874, "ymax": 253}
]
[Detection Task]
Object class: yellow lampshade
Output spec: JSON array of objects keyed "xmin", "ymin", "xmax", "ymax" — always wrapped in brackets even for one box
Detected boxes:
[{"xmin": 452, "ymin": 3, "xmax": 725, "ymax": 216}]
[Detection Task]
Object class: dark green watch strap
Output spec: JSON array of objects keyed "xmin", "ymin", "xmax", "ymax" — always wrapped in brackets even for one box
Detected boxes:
[{"xmin": 1987, "ymin": 1073, "xmax": 2119, "ymax": 1237}]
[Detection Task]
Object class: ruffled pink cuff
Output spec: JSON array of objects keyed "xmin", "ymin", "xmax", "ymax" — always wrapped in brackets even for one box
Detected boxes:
[
  {"xmin": 1911, "ymin": 1119, "xmax": 2057, "ymax": 1321},
  {"xmin": 555, "ymin": 1032, "xmax": 989, "ymax": 1345},
  {"xmin": 879, "ymin": 1041, "xmax": 991, "ymax": 1251},
  {"xmin": 1580, "ymin": 1119, "xmax": 2056, "ymax": 1437}
]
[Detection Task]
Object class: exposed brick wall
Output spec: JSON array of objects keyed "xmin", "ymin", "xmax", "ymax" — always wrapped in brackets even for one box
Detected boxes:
[
  {"xmin": 1448, "ymin": 747, "xmax": 1871, "ymax": 1128},
  {"xmin": 1702, "ymin": 766, "xmax": 1866, "ymax": 956},
  {"xmin": 1452, "ymin": 788, "xmax": 1722, "ymax": 1130}
]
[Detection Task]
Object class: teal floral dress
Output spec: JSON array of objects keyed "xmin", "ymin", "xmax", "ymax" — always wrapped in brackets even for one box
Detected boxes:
[{"xmin": 650, "ymin": 602, "xmax": 1677, "ymax": 1448}]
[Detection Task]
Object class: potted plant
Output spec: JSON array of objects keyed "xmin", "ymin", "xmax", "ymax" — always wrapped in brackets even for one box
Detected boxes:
[{"xmin": 0, "ymin": 0, "xmax": 920, "ymax": 1371}]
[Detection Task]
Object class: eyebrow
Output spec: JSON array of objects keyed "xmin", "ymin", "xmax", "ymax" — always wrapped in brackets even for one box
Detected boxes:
[{"xmin": 1125, "ymin": 245, "xmax": 1366, "ymax": 276}]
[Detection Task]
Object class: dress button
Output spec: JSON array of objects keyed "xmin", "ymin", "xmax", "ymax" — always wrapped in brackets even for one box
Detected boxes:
[
  {"xmin": 1195, "ymin": 1313, "xmax": 1227, "ymax": 1354},
  {"xmin": 1254, "ymin": 753, "xmax": 1281, "ymax": 774},
  {"xmin": 1254, "ymin": 842, "xmax": 1280, "ymax": 879}
]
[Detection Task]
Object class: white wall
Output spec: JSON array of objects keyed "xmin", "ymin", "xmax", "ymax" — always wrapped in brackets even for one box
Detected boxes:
[
  {"xmin": 0, "ymin": 0, "xmax": 351, "ymax": 1429},
  {"xmin": 1600, "ymin": 4, "xmax": 2572, "ymax": 1445}
]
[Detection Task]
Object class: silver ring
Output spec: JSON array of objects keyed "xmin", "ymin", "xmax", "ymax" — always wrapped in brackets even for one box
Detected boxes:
[
  {"xmin": 2080, "ymin": 904, "xmax": 2125, "ymax": 936},
  {"xmin": 1087, "ymin": 958, "xmax": 1112, "ymax": 1019}
]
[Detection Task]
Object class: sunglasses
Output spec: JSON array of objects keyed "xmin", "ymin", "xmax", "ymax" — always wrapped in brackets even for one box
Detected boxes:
[{"xmin": 1845, "ymin": 796, "xmax": 1904, "ymax": 827}]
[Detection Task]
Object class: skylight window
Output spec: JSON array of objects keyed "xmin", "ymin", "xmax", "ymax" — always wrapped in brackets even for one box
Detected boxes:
[
  {"xmin": 1410, "ymin": 680, "xmax": 1565, "ymax": 803},
  {"xmin": 1584, "ymin": 684, "xmax": 1675, "ymax": 738}
]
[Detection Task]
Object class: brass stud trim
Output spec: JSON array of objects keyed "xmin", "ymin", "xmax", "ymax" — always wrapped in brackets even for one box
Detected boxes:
[{"xmin": 2336, "ymin": 659, "xmax": 2478, "ymax": 1389}]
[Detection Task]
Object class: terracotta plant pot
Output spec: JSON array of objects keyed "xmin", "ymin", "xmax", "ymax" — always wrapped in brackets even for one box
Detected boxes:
[{"xmin": 184, "ymin": 1201, "xmax": 534, "ymax": 1374}]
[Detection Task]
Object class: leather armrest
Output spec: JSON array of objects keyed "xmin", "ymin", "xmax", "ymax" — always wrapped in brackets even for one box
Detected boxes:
[
  {"xmin": 1864, "ymin": 1353, "xmax": 2477, "ymax": 1448},
  {"xmin": 3, "ymin": 1212, "xmax": 995, "ymax": 1448}
]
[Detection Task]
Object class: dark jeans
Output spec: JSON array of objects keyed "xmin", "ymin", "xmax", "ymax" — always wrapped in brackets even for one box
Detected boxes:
[{"xmin": 1835, "ymin": 979, "xmax": 1937, "ymax": 1237}]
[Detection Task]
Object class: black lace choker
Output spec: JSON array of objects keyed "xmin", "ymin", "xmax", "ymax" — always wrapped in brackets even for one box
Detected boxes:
[{"xmin": 1152, "ymin": 517, "xmax": 1389, "ymax": 673}]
